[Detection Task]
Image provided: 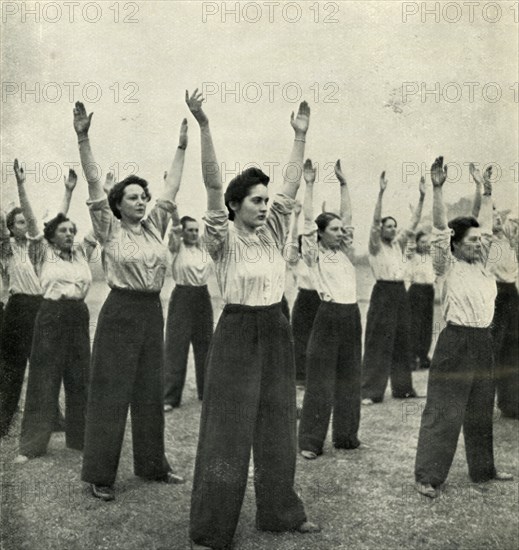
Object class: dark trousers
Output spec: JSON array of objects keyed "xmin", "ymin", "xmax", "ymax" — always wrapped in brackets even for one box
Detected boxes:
[
  {"xmin": 281, "ymin": 293, "xmax": 290, "ymax": 322},
  {"xmin": 491, "ymin": 282, "xmax": 519, "ymax": 419},
  {"xmin": 19, "ymin": 299, "xmax": 89, "ymax": 456},
  {"xmin": 415, "ymin": 325, "xmax": 496, "ymax": 486},
  {"xmin": 0, "ymin": 294, "xmax": 42, "ymax": 437},
  {"xmin": 361, "ymin": 281, "xmax": 415, "ymax": 401},
  {"xmin": 292, "ymin": 289, "xmax": 321, "ymax": 385},
  {"xmin": 190, "ymin": 303, "xmax": 306, "ymax": 549},
  {"xmin": 408, "ymin": 283, "xmax": 435, "ymax": 366},
  {"xmin": 82, "ymin": 289, "xmax": 171, "ymax": 486},
  {"xmin": 299, "ymin": 302, "xmax": 362, "ymax": 454},
  {"xmin": 164, "ymin": 285, "xmax": 213, "ymax": 407}
]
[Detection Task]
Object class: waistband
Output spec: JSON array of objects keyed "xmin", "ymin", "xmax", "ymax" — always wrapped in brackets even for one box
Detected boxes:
[
  {"xmin": 223, "ymin": 302, "xmax": 282, "ymax": 314},
  {"xmin": 109, "ymin": 287, "xmax": 161, "ymax": 299},
  {"xmin": 319, "ymin": 301, "xmax": 359, "ymax": 311},
  {"xmin": 9, "ymin": 293, "xmax": 43, "ymax": 299},
  {"xmin": 43, "ymin": 297, "xmax": 85, "ymax": 304},
  {"xmin": 298, "ymin": 287, "xmax": 319, "ymax": 294},
  {"xmin": 409, "ymin": 283, "xmax": 434, "ymax": 287},
  {"xmin": 376, "ymin": 280, "xmax": 405, "ymax": 285},
  {"xmin": 446, "ymin": 322, "xmax": 490, "ymax": 331},
  {"xmin": 496, "ymin": 282, "xmax": 518, "ymax": 290},
  {"xmin": 174, "ymin": 284, "xmax": 209, "ymax": 291}
]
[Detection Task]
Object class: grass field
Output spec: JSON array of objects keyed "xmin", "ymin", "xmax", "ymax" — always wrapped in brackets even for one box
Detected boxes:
[{"xmin": 1, "ymin": 270, "xmax": 518, "ymax": 550}]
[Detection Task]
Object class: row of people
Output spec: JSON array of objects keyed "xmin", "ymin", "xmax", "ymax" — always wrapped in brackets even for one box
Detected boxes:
[{"xmin": 0, "ymin": 90, "xmax": 516, "ymax": 549}]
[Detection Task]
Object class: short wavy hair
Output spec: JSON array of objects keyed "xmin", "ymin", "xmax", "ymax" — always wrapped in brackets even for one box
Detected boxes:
[
  {"xmin": 108, "ymin": 175, "xmax": 151, "ymax": 220},
  {"xmin": 448, "ymin": 216, "xmax": 479, "ymax": 252},
  {"xmin": 5, "ymin": 207, "xmax": 24, "ymax": 235},
  {"xmin": 43, "ymin": 213, "xmax": 77, "ymax": 242},
  {"xmin": 224, "ymin": 167, "xmax": 270, "ymax": 221}
]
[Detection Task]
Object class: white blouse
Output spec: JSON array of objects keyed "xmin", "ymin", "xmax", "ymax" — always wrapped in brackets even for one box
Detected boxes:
[
  {"xmin": 203, "ymin": 194, "xmax": 293, "ymax": 306},
  {"xmin": 169, "ymin": 227, "xmax": 211, "ymax": 287}
]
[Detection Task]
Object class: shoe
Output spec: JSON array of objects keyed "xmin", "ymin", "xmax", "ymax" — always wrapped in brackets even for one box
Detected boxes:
[
  {"xmin": 163, "ymin": 404, "xmax": 174, "ymax": 412},
  {"xmin": 161, "ymin": 472, "xmax": 186, "ymax": 484},
  {"xmin": 190, "ymin": 542, "xmax": 212, "ymax": 549},
  {"xmin": 393, "ymin": 390, "xmax": 418, "ymax": 399},
  {"xmin": 494, "ymin": 471, "xmax": 514, "ymax": 481},
  {"xmin": 296, "ymin": 521, "xmax": 321, "ymax": 533},
  {"xmin": 415, "ymin": 482, "xmax": 437, "ymax": 498},
  {"xmin": 91, "ymin": 484, "xmax": 115, "ymax": 501},
  {"xmin": 300, "ymin": 450, "xmax": 318, "ymax": 460},
  {"xmin": 13, "ymin": 454, "xmax": 29, "ymax": 465},
  {"xmin": 362, "ymin": 398, "xmax": 375, "ymax": 406}
]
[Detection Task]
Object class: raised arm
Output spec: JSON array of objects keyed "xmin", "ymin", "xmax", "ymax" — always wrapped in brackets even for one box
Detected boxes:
[
  {"xmin": 334, "ymin": 159, "xmax": 351, "ymax": 226},
  {"xmin": 301, "ymin": 159, "xmax": 318, "ymax": 267},
  {"xmin": 430, "ymin": 156, "xmax": 449, "ymax": 277},
  {"xmin": 185, "ymin": 89, "xmax": 224, "ymax": 211},
  {"xmin": 73, "ymin": 102, "xmax": 104, "ymax": 201},
  {"xmin": 410, "ymin": 176, "xmax": 426, "ymax": 231},
  {"xmin": 14, "ymin": 159, "xmax": 38, "ymax": 237},
  {"xmin": 281, "ymin": 102, "xmax": 310, "ymax": 199},
  {"xmin": 58, "ymin": 169, "xmax": 78, "ymax": 215},
  {"xmin": 478, "ymin": 166, "xmax": 493, "ymax": 234},
  {"xmin": 368, "ymin": 171, "xmax": 387, "ymax": 255},
  {"xmin": 286, "ymin": 200, "xmax": 302, "ymax": 265},
  {"xmin": 161, "ymin": 118, "xmax": 188, "ymax": 202},
  {"xmin": 470, "ymin": 163, "xmax": 483, "ymax": 218}
]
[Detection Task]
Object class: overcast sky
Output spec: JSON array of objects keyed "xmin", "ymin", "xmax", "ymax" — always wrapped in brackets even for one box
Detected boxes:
[{"xmin": 2, "ymin": 1, "xmax": 518, "ymax": 249}]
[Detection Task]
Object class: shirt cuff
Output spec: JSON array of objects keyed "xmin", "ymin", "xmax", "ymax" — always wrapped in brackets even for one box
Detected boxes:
[
  {"xmin": 155, "ymin": 199, "xmax": 178, "ymax": 214},
  {"xmin": 272, "ymin": 193, "xmax": 296, "ymax": 215},
  {"xmin": 86, "ymin": 196, "xmax": 109, "ymax": 210}
]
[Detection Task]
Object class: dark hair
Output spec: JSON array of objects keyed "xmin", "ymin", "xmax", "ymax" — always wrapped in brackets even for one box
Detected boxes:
[
  {"xmin": 180, "ymin": 216, "xmax": 197, "ymax": 228},
  {"xmin": 314, "ymin": 212, "xmax": 341, "ymax": 241},
  {"xmin": 43, "ymin": 213, "xmax": 77, "ymax": 242},
  {"xmin": 381, "ymin": 216, "xmax": 397, "ymax": 228},
  {"xmin": 415, "ymin": 230, "xmax": 427, "ymax": 243},
  {"xmin": 448, "ymin": 216, "xmax": 479, "ymax": 252},
  {"xmin": 224, "ymin": 167, "xmax": 269, "ymax": 221},
  {"xmin": 108, "ymin": 175, "xmax": 151, "ymax": 220},
  {"xmin": 6, "ymin": 207, "xmax": 24, "ymax": 235}
]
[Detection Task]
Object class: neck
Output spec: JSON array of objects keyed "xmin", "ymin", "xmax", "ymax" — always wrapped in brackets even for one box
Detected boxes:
[
  {"xmin": 121, "ymin": 217, "xmax": 142, "ymax": 231},
  {"xmin": 233, "ymin": 217, "xmax": 256, "ymax": 236},
  {"xmin": 381, "ymin": 235, "xmax": 393, "ymax": 245}
]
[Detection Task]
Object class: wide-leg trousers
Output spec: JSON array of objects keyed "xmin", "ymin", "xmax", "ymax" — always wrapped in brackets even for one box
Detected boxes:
[
  {"xmin": 0, "ymin": 294, "xmax": 42, "ymax": 437},
  {"xmin": 361, "ymin": 281, "xmax": 415, "ymax": 401},
  {"xmin": 415, "ymin": 324, "xmax": 496, "ymax": 486},
  {"xmin": 190, "ymin": 302, "xmax": 307, "ymax": 549},
  {"xmin": 491, "ymin": 282, "xmax": 519, "ymax": 419},
  {"xmin": 81, "ymin": 289, "xmax": 171, "ymax": 487},
  {"xmin": 408, "ymin": 283, "xmax": 435, "ymax": 367},
  {"xmin": 19, "ymin": 299, "xmax": 89, "ymax": 456},
  {"xmin": 291, "ymin": 289, "xmax": 321, "ymax": 385},
  {"xmin": 298, "ymin": 302, "xmax": 362, "ymax": 454},
  {"xmin": 164, "ymin": 284, "xmax": 213, "ymax": 407}
]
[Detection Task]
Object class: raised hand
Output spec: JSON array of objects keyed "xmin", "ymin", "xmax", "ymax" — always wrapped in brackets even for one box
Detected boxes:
[
  {"xmin": 290, "ymin": 101, "xmax": 310, "ymax": 136},
  {"xmin": 13, "ymin": 159, "xmax": 25, "ymax": 185},
  {"xmin": 483, "ymin": 165, "xmax": 493, "ymax": 195},
  {"xmin": 419, "ymin": 175, "xmax": 426, "ymax": 196},
  {"xmin": 185, "ymin": 89, "xmax": 208, "ymax": 126},
  {"xmin": 334, "ymin": 159, "xmax": 347, "ymax": 186},
  {"xmin": 303, "ymin": 159, "xmax": 316, "ymax": 184},
  {"xmin": 379, "ymin": 171, "xmax": 388, "ymax": 192},
  {"xmin": 294, "ymin": 200, "xmax": 303, "ymax": 216},
  {"xmin": 179, "ymin": 118, "xmax": 188, "ymax": 148},
  {"xmin": 64, "ymin": 169, "xmax": 77, "ymax": 192},
  {"xmin": 431, "ymin": 156, "xmax": 447, "ymax": 188},
  {"xmin": 73, "ymin": 101, "xmax": 93, "ymax": 136},
  {"xmin": 469, "ymin": 162, "xmax": 483, "ymax": 186},
  {"xmin": 103, "ymin": 171, "xmax": 116, "ymax": 195}
]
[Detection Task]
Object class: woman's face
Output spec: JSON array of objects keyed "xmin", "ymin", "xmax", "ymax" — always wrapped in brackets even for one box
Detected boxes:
[
  {"xmin": 231, "ymin": 184, "xmax": 269, "ymax": 229},
  {"xmin": 319, "ymin": 218, "xmax": 344, "ymax": 250},
  {"xmin": 416, "ymin": 234, "xmax": 431, "ymax": 254},
  {"xmin": 381, "ymin": 218, "xmax": 397, "ymax": 241},
  {"xmin": 453, "ymin": 227, "xmax": 482, "ymax": 263},
  {"xmin": 182, "ymin": 221, "xmax": 199, "ymax": 245},
  {"xmin": 117, "ymin": 184, "xmax": 149, "ymax": 222},
  {"xmin": 11, "ymin": 213, "xmax": 28, "ymax": 239},
  {"xmin": 50, "ymin": 221, "xmax": 76, "ymax": 252}
]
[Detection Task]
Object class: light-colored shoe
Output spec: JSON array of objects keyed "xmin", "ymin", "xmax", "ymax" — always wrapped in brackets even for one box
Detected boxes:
[
  {"xmin": 163, "ymin": 404, "xmax": 174, "ymax": 413},
  {"xmin": 13, "ymin": 454, "xmax": 29, "ymax": 464},
  {"xmin": 190, "ymin": 542, "xmax": 212, "ymax": 549},
  {"xmin": 494, "ymin": 471, "xmax": 514, "ymax": 481},
  {"xmin": 415, "ymin": 482, "xmax": 437, "ymax": 498},
  {"xmin": 361, "ymin": 398, "xmax": 375, "ymax": 406},
  {"xmin": 300, "ymin": 450, "xmax": 318, "ymax": 460},
  {"xmin": 297, "ymin": 521, "xmax": 321, "ymax": 533}
]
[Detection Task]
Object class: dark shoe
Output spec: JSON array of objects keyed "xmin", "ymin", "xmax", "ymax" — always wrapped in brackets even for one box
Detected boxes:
[
  {"xmin": 421, "ymin": 358, "xmax": 431, "ymax": 369},
  {"xmin": 160, "ymin": 472, "xmax": 185, "ymax": 484},
  {"xmin": 91, "ymin": 484, "xmax": 115, "ymax": 501}
]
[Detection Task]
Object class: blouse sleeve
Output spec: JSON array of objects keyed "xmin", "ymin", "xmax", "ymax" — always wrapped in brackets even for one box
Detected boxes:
[
  {"xmin": 86, "ymin": 197, "xmax": 115, "ymax": 246},
  {"xmin": 301, "ymin": 217, "xmax": 318, "ymax": 268},
  {"xmin": 202, "ymin": 209, "xmax": 229, "ymax": 262},
  {"xmin": 431, "ymin": 227, "xmax": 452, "ymax": 278},
  {"xmin": 146, "ymin": 199, "xmax": 177, "ymax": 240},
  {"xmin": 340, "ymin": 225, "xmax": 356, "ymax": 263},
  {"xmin": 265, "ymin": 193, "xmax": 295, "ymax": 249},
  {"xmin": 168, "ymin": 223, "xmax": 183, "ymax": 256}
]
